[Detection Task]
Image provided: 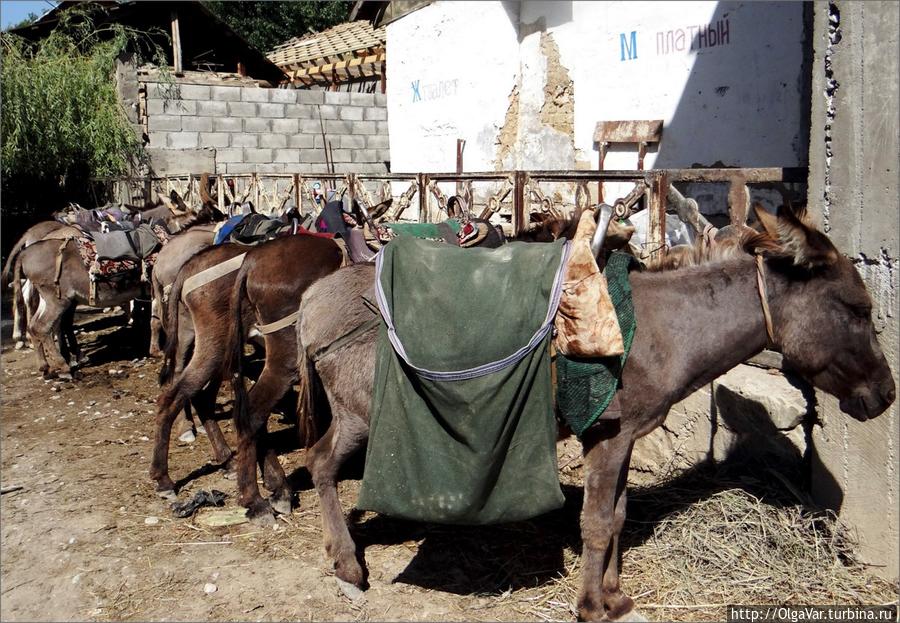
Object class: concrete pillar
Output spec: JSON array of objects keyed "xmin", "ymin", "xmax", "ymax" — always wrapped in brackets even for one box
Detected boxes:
[{"xmin": 806, "ymin": 0, "xmax": 899, "ymax": 579}]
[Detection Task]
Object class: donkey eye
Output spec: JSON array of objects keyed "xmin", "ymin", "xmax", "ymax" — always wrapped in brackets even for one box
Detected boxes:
[{"xmin": 850, "ymin": 305, "xmax": 871, "ymax": 319}]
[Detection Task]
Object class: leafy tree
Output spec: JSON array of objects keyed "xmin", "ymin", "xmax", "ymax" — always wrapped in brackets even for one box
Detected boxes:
[
  {"xmin": 204, "ymin": 1, "xmax": 352, "ymax": 53},
  {"xmin": 7, "ymin": 12, "xmax": 41, "ymax": 30}
]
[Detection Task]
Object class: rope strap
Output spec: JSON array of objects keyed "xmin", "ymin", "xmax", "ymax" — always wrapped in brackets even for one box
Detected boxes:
[
  {"xmin": 309, "ymin": 316, "xmax": 381, "ymax": 364},
  {"xmin": 256, "ymin": 309, "xmax": 301, "ymax": 335},
  {"xmin": 755, "ymin": 255, "xmax": 776, "ymax": 347},
  {"xmin": 181, "ymin": 253, "xmax": 246, "ymax": 300}
]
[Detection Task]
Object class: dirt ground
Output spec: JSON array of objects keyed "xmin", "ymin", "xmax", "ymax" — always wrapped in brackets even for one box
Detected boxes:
[{"xmin": 1, "ymin": 309, "xmax": 896, "ymax": 622}]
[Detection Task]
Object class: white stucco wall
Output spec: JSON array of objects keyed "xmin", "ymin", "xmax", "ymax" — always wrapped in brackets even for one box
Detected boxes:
[{"xmin": 386, "ymin": 0, "xmax": 807, "ymax": 216}]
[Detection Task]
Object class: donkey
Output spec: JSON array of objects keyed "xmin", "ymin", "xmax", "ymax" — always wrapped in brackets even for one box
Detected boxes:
[
  {"xmin": 294, "ymin": 204, "xmax": 895, "ymax": 621},
  {"xmin": 14, "ymin": 203, "xmax": 219, "ymax": 379},
  {"xmin": 150, "ymin": 234, "xmax": 343, "ymax": 505}
]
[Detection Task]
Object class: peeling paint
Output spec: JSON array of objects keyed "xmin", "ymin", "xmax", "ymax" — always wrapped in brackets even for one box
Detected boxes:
[{"xmin": 494, "ymin": 82, "xmax": 520, "ymax": 170}]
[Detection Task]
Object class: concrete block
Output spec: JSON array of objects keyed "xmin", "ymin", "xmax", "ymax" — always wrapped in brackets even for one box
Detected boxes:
[
  {"xmin": 317, "ymin": 104, "xmax": 339, "ymax": 119},
  {"xmin": 339, "ymin": 107, "xmax": 364, "ymax": 121},
  {"xmin": 168, "ymin": 132, "xmax": 199, "ymax": 149},
  {"xmin": 269, "ymin": 89, "xmax": 298, "ymax": 104},
  {"xmin": 364, "ymin": 106, "xmax": 388, "ymax": 121},
  {"xmin": 178, "ymin": 84, "xmax": 211, "ymax": 100},
  {"xmin": 299, "ymin": 149, "xmax": 328, "ymax": 163},
  {"xmin": 340, "ymin": 135, "xmax": 366, "ymax": 149},
  {"xmin": 352, "ymin": 149, "xmax": 378, "ymax": 162},
  {"xmin": 274, "ymin": 149, "xmax": 301, "ymax": 163},
  {"xmin": 297, "ymin": 90, "xmax": 325, "ymax": 105},
  {"xmin": 353, "ymin": 121, "xmax": 377, "ymax": 135},
  {"xmin": 325, "ymin": 91, "xmax": 351, "ymax": 105},
  {"xmin": 258, "ymin": 103, "xmax": 286, "ymax": 118},
  {"xmin": 330, "ymin": 149, "xmax": 352, "ymax": 162},
  {"xmin": 375, "ymin": 149, "xmax": 391, "ymax": 163},
  {"xmin": 285, "ymin": 105, "xmax": 313, "ymax": 119},
  {"xmin": 350, "ymin": 92, "xmax": 375, "ymax": 106},
  {"xmin": 271, "ymin": 118, "xmax": 299, "ymax": 134},
  {"xmin": 216, "ymin": 147, "xmax": 243, "ymax": 163},
  {"xmin": 299, "ymin": 119, "xmax": 323, "ymax": 134},
  {"xmin": 244, "ymin": 148, "xmax": 274, "ymax": 163},
  {"xmin": 228, "ymin": 101, "xmax": 257, "ymax": 117},
  {"xmin": 260, "ymin": 134, "xmax": 287, "ymax": 148},
  {"xmin": 224, "ymin": 163, "xmax": 257, "ymax": 174},
  {"xmin": 254, "ymin": 163, "xmax": 286, "ymax": 173},
  {"xmin": 242, "ymin": 88, "xmax": 270, "ymax": 102},
  {"xmin": 147, "ymin": 147, "xmax": 215, "ymax": 176},
  {"xmin": 211, "ymin": 85, "xmax": 242, "ymax": 101},
  {"xmin": 199, "ymin": 132, "xmax": 230, "ymax": 148},
  {"xmin": 213, "ymin": 117, "xmax": 242, "ymax": 133},
  {"xmin": 366, "ymin": 134, "xmax": 389, "ymax": 149},
  {"xmin": 197, "ymin": 101, "xmax": 228, "ymax": 117},
  {"xmin": 181, "ymin": 116, "xmax": 213, "ymax": 132},
  {"xmin": 288, "ymin": 134, "xmax": 314, "ymax": 149},
  {"xmin": 325, "ymin": 120, "xmax": 353, "ymax": 135},
  {"xmin": 374, "ymin": 93, "xmax": 387, "ymax": 107},
  {"xmin": 231, "ymin": 134, "xmax": 258, "ymax": 148},
  {"xmin": 244, "ymin": 118, "xmax": 272, "ymax": 133},
  {"xmin": 376, "ymin": 121, "xmax": 389, "ymax": 135},
  {"xmin": 149, "ymin": 115, "xmax": 182, "ymax": 132},
  {"xmin": 147, "ymin": 131, "xmax": 168, "ymax": 147},
  {"xmin": 146, "ymin": 99, "xmax": 167, "ymax": 115}
]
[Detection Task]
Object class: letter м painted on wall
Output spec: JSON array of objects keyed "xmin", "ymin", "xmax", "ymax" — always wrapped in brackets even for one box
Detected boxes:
[{"xmin": 620, "ymin": 31, "xmax": 637, "ymax": 61}]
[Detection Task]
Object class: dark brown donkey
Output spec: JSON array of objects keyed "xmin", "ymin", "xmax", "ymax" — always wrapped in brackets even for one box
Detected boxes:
[
  {"xmin": 151, "ymin": 234, "xmax": 342, "ymax": 509},
  {"xmin": 294, "ymin": 205, "xmax": 895, "ymax": 621}
]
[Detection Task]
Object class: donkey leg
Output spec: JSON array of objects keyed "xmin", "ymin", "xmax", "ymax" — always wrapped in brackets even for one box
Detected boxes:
[
  {"xmin": 148, "ymin": 294, "xmax": 164, "ymax": 358},
  {"xmin": 308, "ymin": 413, "xmax": 369, "ymax": 587},
  {"xmin": 192, "ymin": 379, "xmax": 234, "ymax": 467},
  {"xmin": 577, "ymin": 423, "xmax": 635, "ymax": 622},
  {"xmin": 28, "ymin": 289, "xmax": 71, "ymax": 378},
  {"xmin": 12, "ymin": 278, "xmax": 28, "ymax": 348}
]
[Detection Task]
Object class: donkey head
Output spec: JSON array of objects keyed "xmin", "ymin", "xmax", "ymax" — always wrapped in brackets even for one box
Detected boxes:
[{"xmin": 753, "ymin": 204, "xmax": 895, "ymax": 421}]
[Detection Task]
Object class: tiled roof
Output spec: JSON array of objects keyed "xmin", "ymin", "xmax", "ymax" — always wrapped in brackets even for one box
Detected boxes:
[{"xmin": 267, "ymin": 20, "xmax": 386, "ymax": 70}]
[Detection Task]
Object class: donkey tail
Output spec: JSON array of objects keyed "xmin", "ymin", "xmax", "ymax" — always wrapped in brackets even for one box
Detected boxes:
[
  {"xmin": 158, "ymin": 262, "xmax": 189, "ymax": 386},
  {"xmin": 295, "ymin": 310, "xmax": 323, "ymax": 449},
  {"xmin": 2, "ymin": 234, "xmax": 28, "ymax": 289},
  {"xmin": 225, "ymin": 260, "xmax": 253, "ymax": 438}
]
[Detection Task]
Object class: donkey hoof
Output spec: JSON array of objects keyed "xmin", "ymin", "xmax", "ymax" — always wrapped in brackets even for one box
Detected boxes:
[
  {"xmin": 247, "ymin": 501, "xmax": 275, "ymax": 526},
  {"xmin": 178, "ymin": 429, "xmax": 196, "ymax": 444},
  {"xmin": 271, "ymin": 497, "xmax": 292, "ymax": 516},
  {"xmin": 334, "ymin": 556, "xmax": 366, "ymax": 589},
  {"xmin": 196, "ymin": 424, "xmax": 207, "ymax": 436},
  {"xmin": 605, "ymin": 593, "xmax": 636, "ymax": 622},
  {"xmin": 14, "ymin": 341, "xmax": 25, "ymax": 350},
  {"xmin": 57, "ymin": 372, "xmax": 73, "ymax": 382},
  {"xmin": 156, "ymin": 489, "xmax": 177, "ymax": 501}
]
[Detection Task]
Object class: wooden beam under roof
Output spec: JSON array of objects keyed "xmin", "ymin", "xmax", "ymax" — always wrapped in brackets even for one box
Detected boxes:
[{"xmin": 290, "ymin": 49, "xmax": 385, "ymax": 85}]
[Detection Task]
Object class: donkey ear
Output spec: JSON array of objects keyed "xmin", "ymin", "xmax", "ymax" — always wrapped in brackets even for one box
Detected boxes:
[
  {"xmin": 753, "ymin": 203, "xmax": 780, "ymax": 238},
  {"xmin": 775, "ymin": 205, "xmax": 839, "ymax": 269}
]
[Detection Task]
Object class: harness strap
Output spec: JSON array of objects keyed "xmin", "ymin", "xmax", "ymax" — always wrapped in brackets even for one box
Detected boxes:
[
  {"xmin": 181, "ymin": 253, "xmax": 246, "ymax": 300},
  {"xmin": 54, "ymin": 237, "xmax": 75, "ymax": 299},
  {"xmin": 256, "ymin": 309, "xmax": 301, "ymax": 335},
  {"xmin": 309, "ymin": 315, "xmax": 380, "ymax": 364},
  {"xmin": 755, "ymin": 255, "xmax": 776, "ymax": 347}
]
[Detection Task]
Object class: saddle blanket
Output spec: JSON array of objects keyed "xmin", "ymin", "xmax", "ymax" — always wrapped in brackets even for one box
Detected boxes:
[
  {"xmin": 357, "ymin": 236, "xmax": 570, "ymax": 525},
  {"xmin": 72, "ymin": 222, "xmax": 169, "ymax": 278}
]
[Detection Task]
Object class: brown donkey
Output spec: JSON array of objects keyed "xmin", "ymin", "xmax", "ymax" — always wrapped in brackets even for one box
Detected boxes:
[
  {"xmin": 294, "ymin": 205, "xmax": 895, "ymax": 621},
  {"xmin": 151, "ymin": 234, "xmax": 343, "ymax": 508}
]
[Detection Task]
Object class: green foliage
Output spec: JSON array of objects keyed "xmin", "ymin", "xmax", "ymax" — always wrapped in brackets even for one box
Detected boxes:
[
  {"xmin": 204, "ymin": 1, "xmax": 352, "ymax": 52},
  {"xmin": 8, "ymin": 12, "xmax": 40, "ymax": 30},
  {"xmin": 1, "ymin": 5, "xmax": 167, "ymax": 190}
]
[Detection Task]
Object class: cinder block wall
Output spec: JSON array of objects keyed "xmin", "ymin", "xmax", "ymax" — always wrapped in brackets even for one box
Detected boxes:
[{"xmin": 143, "ymin": 81, "xmax": 390, "ymax": 175}]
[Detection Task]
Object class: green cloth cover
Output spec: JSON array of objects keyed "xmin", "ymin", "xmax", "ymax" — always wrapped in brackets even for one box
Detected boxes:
[
  {"xmin": 358, "ymin": 236, "xmax": 568, "ymax": 525},
  {"xmin": 556, "ymin": 251, "xmax": 640, "ymax": 437}
]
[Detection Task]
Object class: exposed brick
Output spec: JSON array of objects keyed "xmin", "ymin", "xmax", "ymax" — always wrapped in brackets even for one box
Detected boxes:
[
  {"xmin": 299, "ymin": 119, "xmax": 323, "ymax": 134},
  {"xmin": 269, "ymin": 89, "xmax": 298, "ymax": 104},
  {"xmin": 340, "ymin": 135, "xmax": 366, "ymax": 149},
  {"xmin": 258, "ymin": 103, "xmax": 286, "ymax": 118},
  {"xmin": 149, "ymin": 115, "xmax": 182, "ymax": 131},
  {"xmin": 352, "ymin": 149, "xmax": 378, "ymax": 162},
  {"xmin": 213, "ymin": 117, "xmax": 242, "ymax": 133},
  {"xmin": 325, "ymin": 120, "xmax": 353, "ymax": 135},
  {"xmin": 179, "ymin": 84, "xmax": 211, "ymax": 100},
  {"xmin": 228, "ymin": 101, "xmax": 257, "ymax": 117},
  {"xmin": 211, "ymin": 85, "xmax": 242, "ymax": 101},
  {"xmin": 317, "ymin": 105, "xmax": 339, "ymax": 119},
  {"xmin": 324, "ymin": 91, "xmax": 351, "ymax": 105},
  {"xmin": 181, "ymin": 116, "xmax": 213, "ymax": 132},
  {"xmin": 242, "ymin": 88, "xmax": 270, "ymax": 102},
  {"xmin": 199, "ymin": 132, "xmax": 229, "ymax": 148},
  {"xmin": 366, "ymin": 134, "xmax": 389, "ymax": 149},
  {"xmin": 285, "ymin": 105, "xmax": 313, "ymax": 119},
  {"xmin": 231, "ymin": 134, "xmax": 258, "ymax": 148},
  {"xmin": 350, "ymin": 92, "xmax": 375, "ymax": 106},
  {"xmin": 271, "ymin": 119, "xmax": 299, "ymax": 134},
  {"xmin": 244, "ymin": 118, "xmax": 272, "ymax": 133},
  {"xmin": 260, "ymin": 134, "xmax": 287, "ymax": 148},
  {"xmin": 216, "ymin": 147, "xmax": 243, "ymax": 163},
  {"xmin": 274, "ymin": 149, "xmax": 301, "ymax": 163},
  {"xmin": 297, "ymin": 90, "xmax": 325, "ymax": 105},
  {"xmin": 197, "ymin": 101, "xmax": 227, "ymax": 116},
  {"xmin": 339, "ymin": 107, "xmax": 363, "ymax": 121},
  {"xmin": 330, "ymin": 149, "xmax": 352, "ymax": 162},
  {"xmin": 364, "ymin": 106, "xmax": 388, "ymax": 121},
  {"xmin": 244, "ymin": 148, "xmax": 274, "ymax": 163},
  {"xmin": 353, "ymin": 121, "xmax": 377, "ymax": 135},
  {"xmin": 168, "ymin": 132, "xmax": 199, "ymax": 149},
  {"xmin": 299, "ymin": 149, "xmax": 328, "ymax": 163},
  {"xmin": 288, "ymin": 134, "xmax": 314, "ymax": 149}
]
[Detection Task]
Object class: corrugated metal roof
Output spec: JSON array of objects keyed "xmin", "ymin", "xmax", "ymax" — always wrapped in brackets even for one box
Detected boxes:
[{"xmin": 267, "ymin": 20, "xmax": 385, "ymax": 70}]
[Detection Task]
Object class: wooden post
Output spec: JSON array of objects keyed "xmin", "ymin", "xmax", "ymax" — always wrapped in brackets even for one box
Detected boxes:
[
  {"xmin": 647, "ymin": 172, "xmax": 669, "ymax": 263},
  {"xmin": 292, "ymin": 173, "xmax": 300, "ymax": 213},
  {"xmin": 170, "ymin": 11, "xmax": 183, "ymax": 75},
  {"xmin": 455, "ymin": 139, "xmax": 465, "ymax": 199},
  {"xmin": 513, "ymin": 170, "xmax": 527, "ymax": 235},
  {"xmin": 217, "ymin": 175, "xmax": 225, "ymax": 212},
  {"xmin": 253, "ymin": 173, "xmax": 260, "ymax": 210},
  {"xmin": 728, "ymin": 175, "xmax": 750, "ymax": 225},
  {"xmin": 417, "ymin": 173, "xmax": 427, "ymax": 223}
]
